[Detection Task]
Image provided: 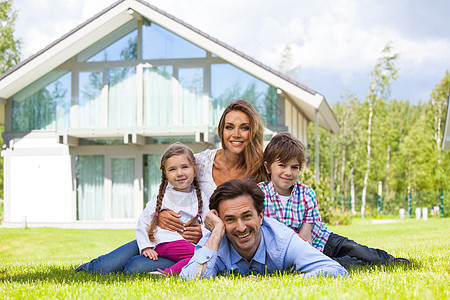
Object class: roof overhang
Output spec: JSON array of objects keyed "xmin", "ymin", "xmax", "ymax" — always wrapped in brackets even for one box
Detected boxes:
[{"xmin": 0, "ymin": 0, "xmax": 339, "ymax": 133}]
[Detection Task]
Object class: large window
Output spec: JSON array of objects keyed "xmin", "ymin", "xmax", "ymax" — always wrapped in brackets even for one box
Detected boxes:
[
  {"xmin": 11, "ymin": 19, "xmax": 279, "ymax": 132},
  {"xmin": 178, "ymin": 68, "xmax": 204, "ymax": 125},
  {"xmin": 76, "ymin": 155, "xmax": 105, "ymax": 221},
  {"xmin": 143, "ymin": 154, "xmax": 163, "ymax": 207},
  {"xmin": 211, "ymin": 64, "xmax": 277, "ymax": 126},
  {"xmin": 86, "ymin": 29, "xmax": 138, "ymax": 62},
  {"xmin": 76, "ymin": 155, "xmax": 139, "ymax": 220},
  {"xmin": 12, "ymin": 71, "xmax": 71, "ymax": 131},
  {"xmin": 79, "ymin": 71, "xmax": 102, "ymax": 128},
  {"xmin": 143, "ymin": 66, "xmax": 173, "ymax": 126},
  {"xmin": 111, "ymin": 158, "xmax": 135, "ymax": 219},
  {"xmin": 142, "ymin": 22, "xmax": 206, "ymax": 59},
  {"xmin": 108, "ymin": 67, "xmax": 137, "ymax": 127}
]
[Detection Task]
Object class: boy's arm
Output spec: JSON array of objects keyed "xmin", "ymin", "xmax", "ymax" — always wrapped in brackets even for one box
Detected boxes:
[
  {"xmin": 303, "ymin": 187, "xmax": 323, "ymax": 223},
  {"xmin": 298, "ymin": 223, "xmax": 313, "ymax": 245}
]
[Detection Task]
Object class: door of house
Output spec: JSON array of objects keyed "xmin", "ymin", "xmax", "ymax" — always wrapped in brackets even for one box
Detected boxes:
[{"xmin": 76, "ymin": 154, "xmax": 138, "ymax": 221}]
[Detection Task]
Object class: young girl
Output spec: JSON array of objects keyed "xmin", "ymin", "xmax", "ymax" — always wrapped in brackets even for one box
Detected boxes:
[
  {"xmin": 258, "ymin": 132, "xmax": 409, "ymax": 268},
  {"xmin": 136, "ymin": 143, "xmax": 209, "ymax": 275}
]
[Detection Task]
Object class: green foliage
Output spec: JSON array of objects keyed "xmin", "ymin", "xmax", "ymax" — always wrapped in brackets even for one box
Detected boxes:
[
  {"xmin": 0, "ymin": 0, "xmax": 21, "ymax": 74},
  {"xmin": 1, "ymin": 220, "xmax": 449, "ymax": 299},
  {"xmin": 0, "ymin": 0, "xmax": 21, "ymax": 200},
  {"xmin": 305, "ymin": 42, "xmax": 450, "ymax": 217}
]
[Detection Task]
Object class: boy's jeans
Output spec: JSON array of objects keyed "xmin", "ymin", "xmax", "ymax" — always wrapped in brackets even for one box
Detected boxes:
[{"xmin": 323, "ymin": 233, "xmax": 392, "ymax": 267}]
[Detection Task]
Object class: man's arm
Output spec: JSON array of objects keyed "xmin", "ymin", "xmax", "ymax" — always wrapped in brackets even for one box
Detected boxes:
[
  {"xmin": 286, "ymin": 234, "xmax": 348, "ymax": 277},
  {"xmin": 180, "ymin": 210, "xmax": 225, "ymax": 279}
]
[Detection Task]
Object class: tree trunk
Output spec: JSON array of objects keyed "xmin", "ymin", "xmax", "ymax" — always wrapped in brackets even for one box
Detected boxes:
[
  {"xmin": 361, "ymin": 100, "xmax": 373, "ymax": 217},
  {"xmin": 350, "ymin": 170, "xmax": 356, "ymax": 214}
]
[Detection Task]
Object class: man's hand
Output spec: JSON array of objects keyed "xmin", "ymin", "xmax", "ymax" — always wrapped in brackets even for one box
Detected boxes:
[
  {"xmin": 204, "ymin": 209, "xmax": 224, "ymax": 233},
  {"xmin": 203, "ymin": 210, "xmax": 225, "ymax": 252},
  {"xmin": 157, "ymin": 210, "xmax": 185, "ymax": 232},
  {"xmin": 142, "ymin": 247, "xmax": 159, "ymax": 260},
  {"xmin": 180, "ymin": 223, "xmax": 203, "ymax": 244}
]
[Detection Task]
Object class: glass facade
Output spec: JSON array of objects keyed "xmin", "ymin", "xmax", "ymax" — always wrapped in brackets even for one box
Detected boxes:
[
  {"xmin": 108, "ymin": 67, "xmax": 137, "ymax": 127},
  {"xmin": 143, "ymin": 66, "xmax": 173, "ymax": 126},
  {"xmin": 12, "ymin": 71, "xmax": 71, "ymax": 131},
  {"xmin": 111, "ymin": 158, "xmax": 135, "ymax": 218},
  {"xmin": 11, "ymin": 19, "xmax": 279, "ymax": 132},
  {"xmin": 142, "ymin": 22, "xmax": 206, "ymax": 59},
  {"xmin": 143, "ymin": 154, "xmax": 163, "ymax": 207},
  {"xmin": 76, "ymin": 155, "xmax": 105, "ymax": 221},
  {"xmin": 79, "ymin": 71, "xmax": 102, "ymax": 128},
  {"xmin": 11, "ymin": 17, "xmax": 282, "ymax": 221}
]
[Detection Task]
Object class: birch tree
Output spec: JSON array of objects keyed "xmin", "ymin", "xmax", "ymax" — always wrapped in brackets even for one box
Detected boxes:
[{"xmin": 361, "ymin": 43, "xmax": 398, "ymax": 217}]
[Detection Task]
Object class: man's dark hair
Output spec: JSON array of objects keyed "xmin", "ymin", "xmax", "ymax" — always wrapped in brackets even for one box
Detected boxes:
[{"xmin": 209, "ymin": 179, "xmax": 265, "ymax": 215}]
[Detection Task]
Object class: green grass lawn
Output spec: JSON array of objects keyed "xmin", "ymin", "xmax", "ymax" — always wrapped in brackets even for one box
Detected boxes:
[{"xmin": 1, "ymin": 218, "xmax": 449, "ymax": 299}]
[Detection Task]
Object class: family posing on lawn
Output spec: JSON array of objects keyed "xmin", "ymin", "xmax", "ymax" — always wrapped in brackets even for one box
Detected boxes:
[{"xmin": 76, "ymin": 100, "xmax": 409, "ymax": 278}]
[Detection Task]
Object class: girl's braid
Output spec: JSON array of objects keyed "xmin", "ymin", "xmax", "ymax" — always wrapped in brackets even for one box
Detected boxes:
[
  {"xmin": 148, "ymin": 172, "xmax": 168, "ymax": 242},
  {"xmin": 184, "ymin": 177, "xmax": 203, "ymax": 227}
]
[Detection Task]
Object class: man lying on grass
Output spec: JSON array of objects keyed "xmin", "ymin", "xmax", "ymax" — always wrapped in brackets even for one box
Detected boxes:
[{"xmin": 180, "ymin": 179, "xmax": 348, "ymax": 279}]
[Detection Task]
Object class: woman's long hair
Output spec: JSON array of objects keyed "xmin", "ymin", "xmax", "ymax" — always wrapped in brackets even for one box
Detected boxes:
[
  {"xmin": 217, "ymin": 100, "xmax": 265, "ymax": 182},
  {"xmin": 147, "ymin": 143, "xmax": 203, "ymax": 242}
]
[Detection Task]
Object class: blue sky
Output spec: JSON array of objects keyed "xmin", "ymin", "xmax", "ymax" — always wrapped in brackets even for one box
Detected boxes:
[{"xmin": 13, "ymin": 0, "xmax": 450, "ymax": 105}]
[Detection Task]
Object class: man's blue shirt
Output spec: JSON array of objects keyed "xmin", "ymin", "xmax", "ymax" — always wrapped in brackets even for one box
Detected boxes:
[{"xmin": 180, "ymin": 217, "xmax": 348, "ymax": 279}]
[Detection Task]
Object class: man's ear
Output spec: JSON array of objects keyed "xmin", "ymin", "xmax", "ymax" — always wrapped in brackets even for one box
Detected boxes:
[
  {"xmin": 259, "ymin": 212, "xmax": 263, "ymax": 225},
  {"xmin": 263, "ymin": 161, "xmax": 270, "ymax": 174}
]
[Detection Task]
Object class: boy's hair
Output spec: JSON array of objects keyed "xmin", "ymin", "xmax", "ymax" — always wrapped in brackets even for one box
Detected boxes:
[
  {"xmin": 209, "ymin": 179, "xmax": 265, "ymax": 215},
  {"xmin": 148, "ymin": 142, "xmax": 203, "ymax": 242},
  {"xmin": 263, "ymin": 132, "xmax": 307, "ymax": 180}
]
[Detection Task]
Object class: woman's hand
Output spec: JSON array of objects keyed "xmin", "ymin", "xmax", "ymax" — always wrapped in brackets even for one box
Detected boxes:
[
  {"xmin": 180, "ymin": 223, "xmax": 203, "ymax": 244},
  {"xmin": 142, "ymin": 247, "xmax": 159, "ymax": 260},
  {"xmin": 157, "ymin": 210, "xmax": 185, "ymax": 232}
]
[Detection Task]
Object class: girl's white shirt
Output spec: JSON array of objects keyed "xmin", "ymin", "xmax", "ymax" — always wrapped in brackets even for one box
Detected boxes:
[{"xmin": 136, "ymin": 186, "xmax": 210, "ymax": 253}]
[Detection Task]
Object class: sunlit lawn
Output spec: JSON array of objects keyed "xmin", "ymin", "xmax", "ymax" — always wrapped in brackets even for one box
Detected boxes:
[{"xmin": 0, "ymin": 217, "xmax": 449, "ymax": 299}]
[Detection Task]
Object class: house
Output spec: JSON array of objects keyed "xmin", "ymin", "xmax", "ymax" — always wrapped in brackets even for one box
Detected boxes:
[{"xmin": 0, "ymin": 0, "xmax": 339, "ymax": 228}]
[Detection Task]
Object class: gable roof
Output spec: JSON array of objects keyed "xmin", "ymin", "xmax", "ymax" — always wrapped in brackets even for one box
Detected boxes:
[{"xmin": 0, "ymin": 0, "xmax": 339, "ymax": 133}]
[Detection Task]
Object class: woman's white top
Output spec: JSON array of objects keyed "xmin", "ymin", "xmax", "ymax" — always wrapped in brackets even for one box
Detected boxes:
[
  {"xmin": 136, "ymin": 186, "xmax": 209, "ymax": 253},
  {"xmin": 195, "ymin": 148, "xmax": 219, "ymax": 201}
]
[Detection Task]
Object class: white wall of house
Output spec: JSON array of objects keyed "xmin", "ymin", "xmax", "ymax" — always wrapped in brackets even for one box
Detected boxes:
[
  {"xmin": 284, "ymin": 98, "xmax": 309, "ymax": 146},
  {"xmin": 3, "ymin": 137, "xmax": 72, "ymax": 223}
]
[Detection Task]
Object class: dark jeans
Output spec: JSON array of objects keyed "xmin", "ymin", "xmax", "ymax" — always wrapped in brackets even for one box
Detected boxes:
[
  {"xmin": 323, "ymin": 233, "xmax": 392, "ymax": 268},
  {"xmin": 80, "ymin": 240, "xmax": 176, "ymax": 274}
]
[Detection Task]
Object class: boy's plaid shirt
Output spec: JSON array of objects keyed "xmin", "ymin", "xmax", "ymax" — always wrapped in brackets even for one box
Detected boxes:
[{"xmin": 258, "ymin": 181, "xmax": 331, "ymax": 252}]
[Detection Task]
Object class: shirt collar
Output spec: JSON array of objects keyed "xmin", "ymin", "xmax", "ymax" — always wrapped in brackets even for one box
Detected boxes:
[
  {"xmin": 267, "ymin": 181, "xmax": 300, "ymax": 200},
  {"xmin": 228, "ymin": 231, "xmax": 266, "ymax": 265}
]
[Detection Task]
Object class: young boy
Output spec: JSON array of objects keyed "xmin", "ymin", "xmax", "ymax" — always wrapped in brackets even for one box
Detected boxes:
[{"xmin": 258, "ymin": 132, "xmax": 409, "ymax": 268}]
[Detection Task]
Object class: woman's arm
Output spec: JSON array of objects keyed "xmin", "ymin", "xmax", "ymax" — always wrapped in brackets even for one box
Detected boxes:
[
  {"xmin": 157, "ymin": 210, "xmax": 185, "ymax": 232},
  {"xmin": 180, "ymin": 223, "xmax": 203, "ymax": 244}
]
